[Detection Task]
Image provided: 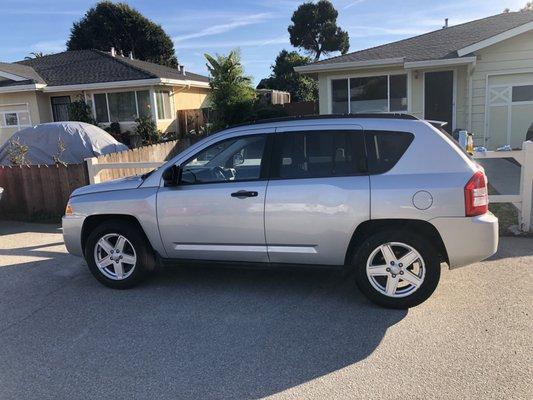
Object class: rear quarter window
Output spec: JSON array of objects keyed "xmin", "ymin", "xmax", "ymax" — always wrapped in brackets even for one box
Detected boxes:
[{"xmin": 365, "ymin": 130, "xmax": 414, "ymax": 174}]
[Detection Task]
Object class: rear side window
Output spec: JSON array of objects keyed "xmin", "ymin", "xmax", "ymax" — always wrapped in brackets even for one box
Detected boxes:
[
  {"xmin": 365, "ymin": 130, "xmax": 414, "ymax": 173},
  {"xmin": 272, "ymin": 130, "xmax": 366, "ymax": 179}
]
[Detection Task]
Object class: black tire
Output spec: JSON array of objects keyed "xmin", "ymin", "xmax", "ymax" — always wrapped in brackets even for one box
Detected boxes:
[
  {"xmin": 84, "ymin": 220, "xmax": 155, "ymax": 289},
  {"xmin": 352, "ymin": 230, "xmax": 441, "ymax": 309}
]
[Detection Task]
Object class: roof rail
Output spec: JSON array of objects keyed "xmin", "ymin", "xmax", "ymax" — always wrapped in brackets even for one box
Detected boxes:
[{"xmin": 214, "ymin": 113, "xmax": 419, "ymax": 133}]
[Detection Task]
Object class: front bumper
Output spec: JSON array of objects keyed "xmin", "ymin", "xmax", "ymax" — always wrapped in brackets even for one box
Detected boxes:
[
  {"xmin": 431, "ymin": 213, "xmax": 499, "ymax": 269},
  {"xmin": 62, "ymin": 215, "xmax": 85, "ymax": 257}
]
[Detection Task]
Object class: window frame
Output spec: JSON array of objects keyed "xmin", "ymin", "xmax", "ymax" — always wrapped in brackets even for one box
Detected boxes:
[
  {"xmin": 155, "ymin": 90, "xmax": 173, "ymax": 121},
  {"xmin": 177, "ymin": 133, "xmax": 274, "ymax": 186},
  {"xmin": 269, "ymin": 129, "xmax": 369, "ymax": 181},
  {"xmin": 92, "ymin": 89, "xmax": 153, "ymax": 124},
  {"xmin": 0, "ymin": 110, "xmax": 32, "ymax": 129},
  {"xmin": 330, "ymin": 72, "xmax": 409, "ymax": 114}
]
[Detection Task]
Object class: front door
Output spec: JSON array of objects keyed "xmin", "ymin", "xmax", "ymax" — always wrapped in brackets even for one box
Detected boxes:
[
  {"xmin": 424, "ymin": 71, "xmax": 454, "ymax": 133},
  {"xmin": 51, "ymin": 96, "xmax": 71, "ymax": 121},
  {"xmin": 157, "ymin": 131, "xmax": 271, "ymax": 262},
  {"xmin": 265, "ymin": 126, "xmax": 370, "ymax": 266}
]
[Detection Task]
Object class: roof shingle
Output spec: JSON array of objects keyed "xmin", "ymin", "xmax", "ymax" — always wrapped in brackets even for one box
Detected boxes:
[{"xmin": 313, "ymin": 10, "xmax": 533, "ymax": 65}]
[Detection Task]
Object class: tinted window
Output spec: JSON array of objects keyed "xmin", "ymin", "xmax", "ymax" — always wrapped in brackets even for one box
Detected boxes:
[
  {"xmin": 181, "ymin": 135, "xmax": 267, "ymax": 184},
  {"xmin": 272, "ymin": 130, "xmax": 366, "ymax": 179},
  {"xmin": 365, "ymin": 131, "xmax": 414, "ymax": 174},
  {"xmin": 350, "ymin": 76, "xmax": 388, "ymax": 112}
]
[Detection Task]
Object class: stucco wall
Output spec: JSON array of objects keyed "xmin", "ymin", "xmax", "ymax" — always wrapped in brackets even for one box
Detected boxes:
[
  {"xmin": 470, "ymin": 30, "xmax": 533, "ymax": 145},
  {"xmin": 0, "ymin": 91, "xmax": 40, "ymax": 145}
]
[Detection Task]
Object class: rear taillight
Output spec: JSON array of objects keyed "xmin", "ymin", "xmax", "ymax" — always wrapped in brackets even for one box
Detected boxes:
[{"xmin": 464, "ymin": 170, "xmax": 488, "ymax": 216}]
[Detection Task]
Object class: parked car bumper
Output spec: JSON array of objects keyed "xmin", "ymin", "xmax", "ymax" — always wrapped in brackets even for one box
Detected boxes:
[
  {"xmin": 62, "ymin": 215, "xmax": 85, "ymax": 257},
  {"xmin": 431, "ymin": 213, "xmax": 499, "ymax": 269}
]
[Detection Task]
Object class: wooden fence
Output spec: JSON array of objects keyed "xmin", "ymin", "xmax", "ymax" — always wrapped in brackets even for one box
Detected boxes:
[
  {"xmin": 0, "ymin": 163, "xmax": 88, "ymax": 221},
  {"xmin": 90, "ymin": 139, "xmax": 187, "ymax": 183}
]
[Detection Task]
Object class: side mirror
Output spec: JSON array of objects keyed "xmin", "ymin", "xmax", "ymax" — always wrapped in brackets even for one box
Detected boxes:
[{"xmin": 162, "ymin": 165, "xmax": 181, "ymax": 187}]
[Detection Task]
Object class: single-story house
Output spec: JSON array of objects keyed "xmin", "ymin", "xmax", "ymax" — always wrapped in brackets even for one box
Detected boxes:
[
  {"xmin": 295, "ymin": 10, "xmax": 533, "ymax": 149},
  {"xmin": 0, "ymin": 49, "xmax": 211, "ymax": 145}
]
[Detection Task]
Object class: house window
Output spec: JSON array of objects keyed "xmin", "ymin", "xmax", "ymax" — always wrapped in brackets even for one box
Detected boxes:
[
  {"xmin": 155, "ymin": 90, "xmax": 172, "ymax": 119},
  {"xmin": 4, "ymin": 113, "xmax": 18, "ymax": 126},
  {"xmin": 332, "ymin": 74, "xmax": 408, "ymax": 113},
  {"xmin": 93, "ymin": 90, "xmax": 154, "ymax": 123},
  {"xmin": 136, "ymin": 90, "xmax": 151, "ymax": 118},
  {"xmin": 512, "ymin": 85, "xmax": 533, "ymax": 102},
  {"xmin": 108, "ymin": 92, "xmax": 137, "ymax": 121}
]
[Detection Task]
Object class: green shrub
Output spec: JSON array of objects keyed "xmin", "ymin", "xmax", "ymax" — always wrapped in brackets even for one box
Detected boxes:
[
  {"xmin": 68, "ymin": 98, "xmax": 95, "ymax": 124},
  {"xmin": 135, "ymin": 116, "xmax": 161, "ymax": 145}
]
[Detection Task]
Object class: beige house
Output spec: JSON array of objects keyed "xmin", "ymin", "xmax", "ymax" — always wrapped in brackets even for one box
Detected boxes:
[
  {"xmin": 0, "ymin": 49, "xmax": 210, "ymax": 145},
  {"xmin": 296, "ymin": 11, "xmax": 533, "ymax": 149}
]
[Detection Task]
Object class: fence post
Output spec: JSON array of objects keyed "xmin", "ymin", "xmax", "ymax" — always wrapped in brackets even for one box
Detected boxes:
[
  {"xmin": 520, "ymin": 141, "xmax": 533, "ymax": 232},
  {"xmin": 85, "ymin": 157, "xmax": 100, "ymax": 184}
]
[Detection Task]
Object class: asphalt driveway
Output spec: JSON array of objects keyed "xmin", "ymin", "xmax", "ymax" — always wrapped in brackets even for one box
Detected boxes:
[{"xmin": 0, "ymin": 221, "xmax": 531, "ymax": 400}]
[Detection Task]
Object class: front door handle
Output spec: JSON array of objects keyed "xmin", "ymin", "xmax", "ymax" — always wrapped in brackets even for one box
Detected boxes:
[{"xmin": 231, "ymin": 190, "xmax": 258, "ymax": 198}]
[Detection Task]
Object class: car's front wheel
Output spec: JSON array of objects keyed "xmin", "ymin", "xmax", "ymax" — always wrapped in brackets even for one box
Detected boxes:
[
  {"xmin": 353, "ymin": 231, "xmax": 441, "ymax": 308},
  {"xmin": 84, "ymin": 220, "xmax": 154, "ymax": 289}
]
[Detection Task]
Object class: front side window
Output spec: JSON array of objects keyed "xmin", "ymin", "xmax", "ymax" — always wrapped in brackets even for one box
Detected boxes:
[
  {"xmin": 272, "ymin": 130, "xmax": 366, "ymax": 179},
  {"xmin": 156, "ymin": 90, "xmax": 172, "ymax": 119},
  {"xmin": 350, "ymin": 76, "xmax": 388, "ymax": 112},
  {"xmin": 181, "ymin": 135, "xmax": 267, "ymax": 184},
  {"xmin": 94, "ymin": 93, "xmax": 109, "ymax": 123},
  {"xmin": 332, "ymin": 79, "xmax": 349, "ymax": 113},
  {"xmin": 365, "ymin": 130, "xmax": 414, "ymax": 174},
  {"xmin": 108, "ymin": 91, "xmax": 137, "ymax": 122},
  {"xmin": 332, "ymin": 74, "xmax": 408, "ymax": 113}
]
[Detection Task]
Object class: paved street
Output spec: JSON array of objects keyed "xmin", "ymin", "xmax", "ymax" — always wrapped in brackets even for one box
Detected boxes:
[{"xmin": 0, "ymin": 221, "xmax": 531, "ymax": 400}]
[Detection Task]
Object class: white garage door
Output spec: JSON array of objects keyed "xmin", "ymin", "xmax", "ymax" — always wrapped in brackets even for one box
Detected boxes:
[
  {"xmin": 487, "ymin": 73, "xmax": 533, "ymax": 149},
  {"xmin": 0, "ymin": 103, "xmax": 32, "ymax": 146}
]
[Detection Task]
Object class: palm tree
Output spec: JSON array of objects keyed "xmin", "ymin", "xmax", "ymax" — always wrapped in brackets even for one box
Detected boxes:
[{"xmin": 24, "ymin": 52, "xmax": 46, "ymax": 60}]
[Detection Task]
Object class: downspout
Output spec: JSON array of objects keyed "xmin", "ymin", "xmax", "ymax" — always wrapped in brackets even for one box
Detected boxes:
[{"xmin": 467, "ymin": 59, "xmax": 476, "ymax": 133}]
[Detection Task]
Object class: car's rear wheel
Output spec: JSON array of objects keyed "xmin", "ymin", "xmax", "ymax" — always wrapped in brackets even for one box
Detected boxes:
[
  {"xmin": 84, "ymin": 220, "xmax": 154, "ymax": 289},
  {"xmin": 353, "ymin": 230, "xmax": 441, "ymax": 308}
]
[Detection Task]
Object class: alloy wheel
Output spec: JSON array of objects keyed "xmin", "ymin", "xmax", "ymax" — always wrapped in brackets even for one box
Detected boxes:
[
  {"xmin": 366, "ymin": 242, "xmax": 425, "ymax": 298},
  {"xmin": 94, "ymin": 233, "xmax": 137, "ymax": 280}
]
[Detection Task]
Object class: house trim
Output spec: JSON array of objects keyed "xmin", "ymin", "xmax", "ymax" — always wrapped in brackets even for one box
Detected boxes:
[
  {"xmin": 0, "ymin": 70, "xmax": 27, "ymax": 82},
  {"xmin": 0, "ymin": 84, "xmax": 46, "ymax": 93},
  {"xmin": 294, "ymin": 57, "xmax": 405, "ymax": 73},
  {"xmin": 42, "ymin": 78, "xmax": 209, "ymax": 93},
  {"xmin": 457, "ymin": 21, "xmax": 533, "ymax": 57},
  {"xmin": 404, "ymin": 57, "xmax": 476, "ymax": 69}
]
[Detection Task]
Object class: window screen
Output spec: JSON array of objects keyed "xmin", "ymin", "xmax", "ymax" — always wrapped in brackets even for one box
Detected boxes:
[
  {"xmin": 365, "ymin": 130, "xmax": 414, "ymax": 174},
  {"xmin": 273, "ymin": 130, "xmax": 365, "ymax": 179}
]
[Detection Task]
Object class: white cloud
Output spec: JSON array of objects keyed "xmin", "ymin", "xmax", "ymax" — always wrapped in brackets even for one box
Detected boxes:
[
  {"xmin": 30, "ymin": 40, "xmax": 66, "ymax": 54},
  {"xmin": 172, "ymin": 13, "xmax": 273, "ymax": 42},
  {"xmin": 174, "ymin": 36, "xmax": 288, "ymax": 50},
  {"xmin": 343, "ymin": 0, "xmax": 366, "ymax": 10}
]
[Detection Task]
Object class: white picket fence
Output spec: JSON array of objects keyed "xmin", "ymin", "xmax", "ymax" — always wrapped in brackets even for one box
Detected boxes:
[{"xmin": 474, "ymin": 141, "xmax": 533, "ymax": 232}]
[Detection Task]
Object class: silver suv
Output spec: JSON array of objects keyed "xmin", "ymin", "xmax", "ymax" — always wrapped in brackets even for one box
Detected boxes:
[{"xmin": 63, "ymin": 115, "xmax": 498, "ymax": 308}]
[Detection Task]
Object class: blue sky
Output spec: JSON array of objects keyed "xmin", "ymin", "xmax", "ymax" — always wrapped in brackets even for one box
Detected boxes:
[{"xmin": 0, "ymin": 0, "xmax": 527, "ymax": 84}]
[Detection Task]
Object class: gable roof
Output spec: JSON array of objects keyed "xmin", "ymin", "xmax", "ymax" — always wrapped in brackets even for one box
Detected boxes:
[
  {"xmin": 0, "ymin": 61, "xmax": 46, "ymax": 87},
  {"xmin": 297, "ymin": 10, "xmax": 533, "ymax": 72},
  {"xmin": 0, "ymin": 49, "xmax": 208, "ymax": 90}
]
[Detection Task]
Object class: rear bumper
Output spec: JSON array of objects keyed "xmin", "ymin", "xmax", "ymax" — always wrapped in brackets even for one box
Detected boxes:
[
  {"xmin": 431, "ymin": 213, "xmax": 499, "ymax": 269},
  {"xmin": 62, "ymin": 215, "xmax": 85, "ymax": 257}
]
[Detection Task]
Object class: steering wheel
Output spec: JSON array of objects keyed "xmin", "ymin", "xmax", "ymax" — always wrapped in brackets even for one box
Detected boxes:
[{"xmin": 211, "ymin": 166, "xmax": 227, "ymax": 181}]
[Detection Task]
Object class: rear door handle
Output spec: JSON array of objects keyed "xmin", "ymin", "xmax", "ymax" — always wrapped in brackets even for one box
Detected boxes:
[{"xmin": 231, "ymin": 190, "xmax": 258, "ymax": 198}]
